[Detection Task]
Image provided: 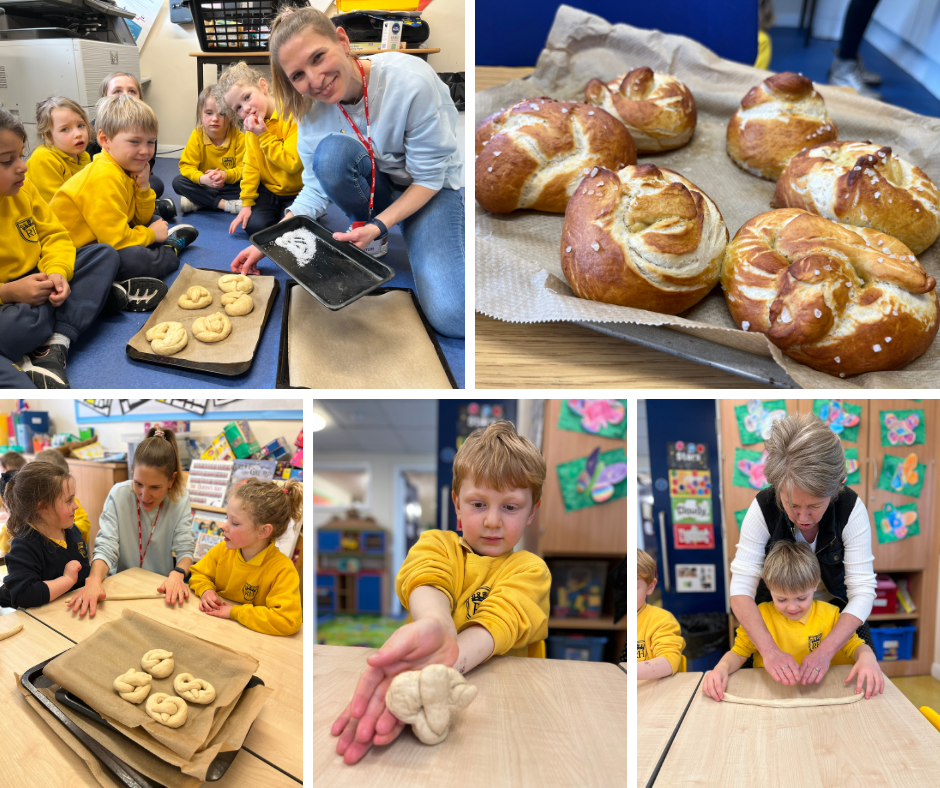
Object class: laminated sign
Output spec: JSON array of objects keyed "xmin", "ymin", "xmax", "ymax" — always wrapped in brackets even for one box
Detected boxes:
[
  {"xmin": 671, "ymin": 496, "xmax": 711, "ymax": 523},
  {"xmin": 667, "ymin": 441, "xmax": 708, "ymax": 470},
  {"xmin": 673, "ymin": 523, "xmax": 715, "ymax": 550}
]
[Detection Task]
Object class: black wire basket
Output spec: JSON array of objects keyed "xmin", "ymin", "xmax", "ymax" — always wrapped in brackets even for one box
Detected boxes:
[{"xmin": 186, "ymin": 0, "xmax": 308, "ymax": 53}]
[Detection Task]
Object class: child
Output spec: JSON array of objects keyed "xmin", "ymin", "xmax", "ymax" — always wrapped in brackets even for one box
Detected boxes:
[
  {"xmin": 188, "ymin": 478, "xmax": 302, "ymax": 636},
  {"xmin": 26, "ymin": 97, "xmax": 91, "ymax": 204},
  {"xmin": 0, "ymin": 109, "xmax": 123, "ymax": 388},
  {"xmin": 637, "ymin": 548, "xmax": 685, "ymax": 679},
  {"xmin": 703, "ymin": 541, "xmax": 883, "ymax": 701},
  {"xmin": 218, "ymin": 62, "xmax": 303, "ymax": 236},
  {"xmin": 174, "ymin": 85, "xmax": 245, "ymax": 216},
  {"xmin": 1, "ymin": 451, "xmax": 26, "ymax": 473},
  {"xmin": 331, "ymin": 420, "xmax": 550, "ymax": 765},
  {"xmin": 51, "ymin": 95, "xmax": 199, "ymax": 311},
  {"xmin": 0, "ymin": 460, "xmax": 89, "ymax": 608}
]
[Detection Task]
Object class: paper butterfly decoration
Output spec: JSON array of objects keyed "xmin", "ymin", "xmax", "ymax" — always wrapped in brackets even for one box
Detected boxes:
[
  {"xmin": 737, "ymin": 450, "xmax": 769, "ymax": 490},
  {"xmin": 575, "ymin": 447, "xmax": 628, "ymax": 503},
  {"xmin": 879, "ymin": 503, "xmax": 917, "ymax": 541},
  {"xmin": 567, "ymin": 400, "xmax": 626, "ymax": 434},
  {"xmin": 884, "ymin": 412, "xmax": 920, "ymax": 446},
  {"xmin": 743, "ymin": 400, "xmax": 786, "ymax": 441},
  {"xmin": 890, "ymin": 453, "xmax": 920, "ymax": 492},
  {"xmin": 845, "ymin": 458, "xmax": 859, "ymax": 477},
  {"xmin": 819, "ymin": 400, "xmax": 860, "ymax": 435}
]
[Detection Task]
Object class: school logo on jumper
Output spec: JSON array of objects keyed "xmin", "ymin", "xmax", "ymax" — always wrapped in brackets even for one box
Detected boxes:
[
  {"xmin": 808, "ymin": 633, "xmax": 822, "ymax": 652},
  {"xmin": 16, "ymin": 217, "xmax": 38, "ymax": 243},
  {"xmin": 78, "ymin": 541, "xmax": 88, "ymax": 559},
  {"xmin": 465, "ymin": 586, "xmax": 490, "ymax": 619},
  {"xmin": 242, "ymin": 582, "xmax": 259, "ymax": 602},
  {"xmin": 223, "ymin": 157, "xmax": 235, "ymax": 169},
  {"xmin": 637, "ymin": 640, "xmax": 648, "ymax": 660}
]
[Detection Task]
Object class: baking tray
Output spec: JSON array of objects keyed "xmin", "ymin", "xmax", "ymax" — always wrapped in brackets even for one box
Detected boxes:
[
  {"xmin": 276, "ymin": 280, "xmax": 458, "ymax": 388},
  {"xmin": 125, "ymin": 269, "xmax": 279, "ymax": 377},
  {"xmin": 251, "ymin": 215, "xmax": 394, "ymax": 310},
  {"xmin": 21, "ymin": 655, "xmax": 264, "ymax": 787}
]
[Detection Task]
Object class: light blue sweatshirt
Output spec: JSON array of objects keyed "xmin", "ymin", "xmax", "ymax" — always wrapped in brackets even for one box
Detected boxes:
[{"xmin": 290, "ymin": 52, "xmax": 462, "ymax": 219}]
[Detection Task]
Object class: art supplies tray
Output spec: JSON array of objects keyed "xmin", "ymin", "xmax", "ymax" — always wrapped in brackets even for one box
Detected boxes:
[
  {"xmin": 126, "ymin": 265, "xmax": 279, "ymax": 377},
  {"xmin": 276, "ymin": 280, "xmax": 458, "ymax": 388},
  {"xmin": 250, "ymin": 215, "xmax": 394, "ymax": 310}
]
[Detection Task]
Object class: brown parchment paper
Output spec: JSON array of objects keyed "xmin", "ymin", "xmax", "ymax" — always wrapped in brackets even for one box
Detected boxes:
[
  {"xmin": 127, "ymin": 264, "xmax": 276, "ymax": 366},
  {"xmin": 288, "ymin": 286, "xmax": 454, "ymax": 388},
  {"xmin": 475, "ymin": 4, "xmax": 940, "ymax": 388},
  {"xmin": 43, "ymin": 609, "xmax": 261, "ymax": 762}
]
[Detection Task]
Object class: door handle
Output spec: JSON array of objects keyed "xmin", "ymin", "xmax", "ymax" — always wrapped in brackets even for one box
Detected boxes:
[
  {"xmin": 870, "ymin": 456, "xmax": 878, "ymax": 501},
  {"xmin": 659, "ymin": 510, "xmax": 670, "ymax": 592}
]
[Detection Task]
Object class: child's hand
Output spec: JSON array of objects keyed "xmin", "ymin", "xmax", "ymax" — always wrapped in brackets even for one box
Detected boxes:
[
  {"xmin": 198, "ymin": 173, "xmax": 215, "ymax": 187},
  {"xmin": 150, "ymin": 219, "xmax": 169, "ymax": 243},
  {"xmin": 204, "ymin": 601, "xmax": 233, "ymax": 620},
  {"xmin": 199, "ymin": 589, "xmax": 223, "ymax": 612},
  {"xmin": 62, "ymin": 560, "xmax": 83, "ymax": 585},
  {"xmin": 231, "ymin": 246, "xmax": 264, "ymax": 275},
  {"xmin": 846, "ymin": 653, "xmax": 884, "ymax": 699},
  {"xmin": 208, "ymin": 169, "xmax": 226, "ymax": 188},
  {"xmin": 229, "ymin": 206, "xmax": 252, "ymax": 234},
  {"xmin": 703, "ymin": 667, "xmax": 729, "ymax": 701},
  {"xmin": 47, "ymin": 273, "xmax": 70, "ymax": 307},
  {"xmin": 0, "ymin": 273, "xmax": 55, "ymax": 306},
  {"xmin": 134, "ymin": 163, "xmax": 151, "ymax": 191},
  {"xmin": 243, "ymin": 113, "xmax": 268, "ymax": 136}
]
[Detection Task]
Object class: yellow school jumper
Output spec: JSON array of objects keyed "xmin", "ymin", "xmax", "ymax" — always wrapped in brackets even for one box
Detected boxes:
[
  {"xmin": 179, "ymin": 127, "xmax": 246, "ymax": 184},
  {"xmin": 396, "ymin": 529, "xmax": 550, "ymax": 659},
  {"xmin": 0, "ymin": 181, "xmax": 74, "ymax": 295},
  {"xmin": 637, "ymin": 603, "xmax": 685, "ymax": 674},
  {"xmin": 240, "ymin": 111, "xmax": 303, "ymax": 207},
  {"xmin": 50, "ymin": 150, "xmax": 156, "ymax": 250},
  {"xmin": 0, "ymin": 499, "xmax": 89, "ymax": 552},
  {"xmin": 26, "ymin": 146, "xmax": 91, "ymax": 205},
  {"xmin": 732, "ymin": 600, "xmax": 865, "ymax": 667},
  {"xmin": 189, "ymin": 542, "xmax": 302, "ymax": 636}
]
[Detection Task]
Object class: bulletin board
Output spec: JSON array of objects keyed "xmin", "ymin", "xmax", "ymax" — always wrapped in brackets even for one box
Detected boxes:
[{"xmin": 75, "ymin": 399, "xmax": 303, "ymax": 423}]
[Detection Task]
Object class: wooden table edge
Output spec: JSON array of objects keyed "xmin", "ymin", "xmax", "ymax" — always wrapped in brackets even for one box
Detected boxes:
[{"xmin": 640, "ymin": 672, "xmax": 704, "ymax": 788}]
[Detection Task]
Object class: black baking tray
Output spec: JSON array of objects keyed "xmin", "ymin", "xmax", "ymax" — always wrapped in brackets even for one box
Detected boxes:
[
  {"xmin": 250, "ymin": 215, "xmax": 394, "ymax": 310},
  {"xmin": 276, "ymin": 280, "xmax": 458, "ymax": 389},
  {"xmin": 21, "ymin": 655, "xmax": 264, "ymax": 787},
  {"xmin": 125, "ymin": 268, "xmax": 279, "ymax": 377}
]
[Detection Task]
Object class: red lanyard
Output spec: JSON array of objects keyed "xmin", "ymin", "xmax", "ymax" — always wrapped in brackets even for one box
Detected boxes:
[
  {"xmin": 337, "ymin": 57, "xmax": 375, "ymax": 219},
  {"xmin": 137, "ymin": 498, "xmax": 163, "ymax": 567}
]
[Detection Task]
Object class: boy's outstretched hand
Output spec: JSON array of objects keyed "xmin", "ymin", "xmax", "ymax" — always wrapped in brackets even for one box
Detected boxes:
[{"xmin": 846, "ymin": 651, "xmax": 885, "ymax": 699}]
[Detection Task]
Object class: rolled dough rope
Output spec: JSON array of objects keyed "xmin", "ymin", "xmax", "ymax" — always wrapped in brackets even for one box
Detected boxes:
[
  {"xmin": 721, "ymin": 692, "xmax": 865, "ymax": 708},
  {"xmin": 0, "ymin": 624, "xmax": 24, "ymax": 642},
  {"xmin": 64, "ymin": 593, "xmax": 165, "ymax": 604}
]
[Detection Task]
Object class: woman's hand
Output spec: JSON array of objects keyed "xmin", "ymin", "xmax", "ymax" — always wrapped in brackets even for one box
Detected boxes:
[
  {"xmin": 846, "ymin": 650, "xmax": 884, "ymax": 699},
  {"xmin": 333, "ymin": 222, "xmax": 381, "ymax": 251},
  {"xmin": 66, "ymin": 575, "xmax": 107, "ymax": 618},
  {"xmin": 157, "ymin": 571, "xmax": 190, "ymax": 606},
  {"xmin": 703, "ymin": 667, "xmax": 729, "ymax": 701},
  {"xmin": 760, "ymin": 644, "xmax": 801, "ymax": 685},
  {"xmin": 231, "ymin": 245, "xmax": 265, "ymax": 275},
  {"xmin": 797, "ymin": 646, "xmax": 834, "ymax": 685},
  {"xmin": 199, "ymin": 589, "xmax": 223, "ymax": 612},
  {"xmin": 62, "ymin": 560, "xmax": 83, "ymax": 586},
  {"xmin": 0, "ymin": 273, "xmax": 56, "ymax": 306},
  {"xmin": 229, "ymin": 206, "xmax": 252, "ymax": 234},
  {"xmin": 243, "ymin": 114, "xmax": 268, "ymax": 136},
  {"xmin": 47, "ymin": 273, "xmax": 70, "ymax": 307},
  {"xmin": 203, "ymin": 601, "xmax": 233, "ymax": 619}
]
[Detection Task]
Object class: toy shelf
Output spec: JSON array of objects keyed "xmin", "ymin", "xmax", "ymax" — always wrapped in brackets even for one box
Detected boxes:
[
  {"xmin": 868, "ymin": 612, "xmax": 919, "ymax": 622},
  {"xmin": 548, "ymin": 615, "xmax": 628, "ymax": 631}
]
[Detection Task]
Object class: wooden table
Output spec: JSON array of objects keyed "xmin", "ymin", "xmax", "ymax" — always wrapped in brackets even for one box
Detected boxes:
[
  {"xmin": 22, "ymin": 568, "xmax": 303, "ymax": 783},
  {"xmin": 637, "ymin": 673, "xmax": 702, "ymax": 788},
  {"xmin": 313, "ymin": 644, "xmax": 629, "ymax": 787},
  {"xmin": 654, "ymin": 666, "xmax": 940, "ymax": 787}
]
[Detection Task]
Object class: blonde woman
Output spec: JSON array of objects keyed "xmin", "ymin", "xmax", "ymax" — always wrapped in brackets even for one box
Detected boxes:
[
  {"xmin": 229, "ymin": 7, "xmax": 464, "ymax": 338},
  {"xmin": 729, "ymin": 413, "xmax": 876, "ymax": 687}
]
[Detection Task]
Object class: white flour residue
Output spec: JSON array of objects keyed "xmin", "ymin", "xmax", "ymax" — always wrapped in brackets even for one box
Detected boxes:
[{"xmin": 275, "ymin": 228, "xmax": 319, "ymax": 266}]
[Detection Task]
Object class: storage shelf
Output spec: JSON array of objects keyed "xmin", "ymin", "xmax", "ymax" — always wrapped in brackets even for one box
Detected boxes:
[
  {"xmin": 548, "ymin": 615, "xmax": 628, "ymax": 631},
  {"xmin": 869, "ymin": 612, "xmax": 919, "ymax": 621},
  {"xmin": 191, "ymin": 503, "xmax": 226, "ymax": 514}
]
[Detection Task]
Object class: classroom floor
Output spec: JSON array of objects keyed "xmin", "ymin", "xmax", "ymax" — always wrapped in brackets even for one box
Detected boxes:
[
  {"xmin": 62, "ymin": 158, "xmax": 466, "ymax": 389},
  {"xmin": 893, "ymin": 674, "xmax": 940, "ymax": 713}
]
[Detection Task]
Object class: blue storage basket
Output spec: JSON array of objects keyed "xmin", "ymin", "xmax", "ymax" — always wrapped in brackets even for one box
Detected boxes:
[
  {"xmin": 870, "ymin": 625, "xmax": 915, "ymax": 661},
  {"xmin": 547, "ymin": 635, "xmax": 608, "ymax": 662}
]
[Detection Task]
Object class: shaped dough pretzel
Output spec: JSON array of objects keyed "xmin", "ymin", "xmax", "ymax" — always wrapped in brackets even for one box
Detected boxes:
[
  {"xmin": 385, "ymin": 664, "xmax": 478, "ymax": 745},
  {"xmin": 192, "ymin": 312, "xmax": 233, "ymax": 343},
  {"xmin": 720, "ymin": 692, "xmax": 864, "ymax": 708},
  {"xmin": 178, "ymin": 285, "xmax": 212, "ymax": 309},
  {"xmin": 145, "ymin": 693, "xmax": 188, "ymax": 728},
  {"xmin": 145, "ymin": 322, "xmax": 188, "ymax": 356},
  {"xmin": 173, "ymin": 673, "xmax": 216, "ymax": 704},
  {"xmin": 221, "ymin": 292, "xmax": 254, "ymax": 317},
  {"xmin": 113, "ymin": 668, "xmax": 152, "ymax": 704},
  {"xmin": 141, "ymin": 649, "xmax": 175, "ymax": 678},
  {"xmin": 218, "ymin": 274, "xmax": 254, "ymax": 294}
]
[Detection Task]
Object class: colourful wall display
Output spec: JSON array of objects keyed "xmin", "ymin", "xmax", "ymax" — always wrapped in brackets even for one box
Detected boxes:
[
  {"xmin": 733, "ymin": 448, "xmax": 769, "ymax": 490},
  {"xmin": 877, "ymin": 453, "xmax": 925, "ymax": 498},
  {"xmin": 735, "ymin": 399, "xmax": 787, "ymax": 445},
  {"xmin": 881, "ymin": 409, "xmax": 926, "ymax": 447},
  {"xmin": 668, "ymin": 469, "xmax": 712, "ymax": 498},
  {"xmin": 558, "ymin": 399, "xmax": 628, "ymax": 438},
  {"xmin": 557, "ymin": 447, "xmax": 628, "ymax": 512},
  {"xmin": 875, "ymin": 502, "xmax": 920, "ymax": 544},
  {"xmin": 813, "ymin": 399, "xmax": 862, "ymax": 442},
  {"xmin": 845, "ymin": 447, "xmax": 861, "ymax": 485}
]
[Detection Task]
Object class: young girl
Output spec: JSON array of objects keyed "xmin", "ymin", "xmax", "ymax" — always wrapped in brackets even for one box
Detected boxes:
[
  {"xmin": 26, "ymin": 97, "xmax": 91, "ymax": 204},
  {"xmin": 217, "ymin": 62, "xmax": 303, "ymax": 237},
  {"xmin": 189, "ymin": 478, "xmax": 302, "ymax": 636},
  {"xmin": 67, "ymin": 427, "xmax": 195, "ymax": 618},
  {"xmin": 0, "ymin": 460, "xmax": 89, "ymax": 609},
  {"xmin": 0, "ymin": 109, "xmax": 121, "ymax": 389},
  {"xmin": 173, "ymin": 85, "xmax": 245, "ymax": 215}
]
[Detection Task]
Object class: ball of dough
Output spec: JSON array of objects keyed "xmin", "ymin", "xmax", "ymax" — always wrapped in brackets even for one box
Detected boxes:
[
  {"xmin": 145, "ymin": 322, "xmax": 188, "ymax": 356},
  {"xmin": 173, "ymin": 673, "xmax": 216, "ymax": 705},
  {"xmin": 145, "ymin": 693, "xmax": 188, "ymax": 728},
  {"xmin": 218, "ymin": 274, "xmax": 254, "ymax": 294},
  {"xmin": 141, "ymin": 649, "xmax": 175, "ymax": 678},
  {"xmin": 385, "ymin": 664, "xmax": 478, "ymax": 745},
  {"xmin": 113, "ymin": 668, "xmax": 152, "ymax": 704},
  {"xmin": 192, "ymin": 312, "xmax": 233, "ymax": 343},
  {"xmin": 178, "ymin": 285, "xmax": 212, "ymax": 309},
  {"xmin": 221, "ymin": 291, "xmax": 254, "ymax": 317}
]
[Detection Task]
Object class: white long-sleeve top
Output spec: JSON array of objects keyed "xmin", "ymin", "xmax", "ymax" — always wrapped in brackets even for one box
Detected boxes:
[
  {"xmin": 92, "ymin": 480, "xmax": 195, "ymax": 576},
  {"xmin": 729, "ymin": 494, "xmax": 876, "ymax": 622}
]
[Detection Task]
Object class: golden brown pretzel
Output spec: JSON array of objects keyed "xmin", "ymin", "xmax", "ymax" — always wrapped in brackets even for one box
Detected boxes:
[
  {"xmin": 218, "ymin": 274, "xmax": 254, "ymax": 294},
  {"xmin": 221, "ymin": 291, "xmax": 254, "ymax": 316},
  {"xmin": 192, "ymin": 312, "xmax": 233, "ymax": 343}
]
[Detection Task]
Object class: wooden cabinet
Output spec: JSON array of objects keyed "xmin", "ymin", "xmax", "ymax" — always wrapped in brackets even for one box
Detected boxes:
[{"xmin": 68, "ymin": 459, "xmax": 129, "ymax": 553}]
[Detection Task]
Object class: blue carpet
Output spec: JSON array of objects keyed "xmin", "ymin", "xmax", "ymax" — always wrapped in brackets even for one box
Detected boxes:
[
  {"xmin": 65, "ymin": 158, "xmax": 465, "ymax": 389},
  {"xmin": 770, "ymin": 27, "xmax": 940, "ymax": 118}
]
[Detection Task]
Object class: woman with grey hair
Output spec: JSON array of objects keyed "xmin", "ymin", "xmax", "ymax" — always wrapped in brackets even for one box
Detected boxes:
[{"xmin": 729, "ymin": 413, "xmax": 876, "ymax": 687}]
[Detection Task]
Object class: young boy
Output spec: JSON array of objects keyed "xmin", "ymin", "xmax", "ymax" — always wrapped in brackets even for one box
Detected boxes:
[
  {"xmin": 703, "ymin": 541, "xmax": 883, "ymax": 701},
  {"xmin": 51, "ymin": 95, "xmax": 198, "ymax": 311},
  {"xmin": 331, "ymin": 420, "xmax": 551, "ymax": 764},
  {"xmin": 637, "ymin": 548, "xmax": 685, "ymax": 679},
  {"xmin": 1, "ymin": 451, "xmax": 26, "ymax": 473}
]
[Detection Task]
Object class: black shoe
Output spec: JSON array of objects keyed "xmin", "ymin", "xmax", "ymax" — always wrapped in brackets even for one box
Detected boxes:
[
  {"xmin": 104, "ymin": 281, "xmax": 130, "ymax": 313},
  {"xmin": 22, "ymin": 344, "xmax": 70, "ymax": 389},
  {"xmin": 155, "ymin": 198, "xmax": 178, "ymax": 221},
  {"xmin": 116, "ymin": 277, "xmax": 169, "ymax": 311},
  {"xmin": 164, "ymin": 224, "xmax": 199, "ymax": 256}
]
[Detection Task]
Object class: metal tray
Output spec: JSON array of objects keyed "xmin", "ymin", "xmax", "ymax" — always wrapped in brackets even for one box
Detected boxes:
[{"xmin": 250, "ymin": 215, "xmax": 394, "ymax": 310}]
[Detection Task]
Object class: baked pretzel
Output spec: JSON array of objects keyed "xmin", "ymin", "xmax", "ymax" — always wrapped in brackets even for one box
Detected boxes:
[{"xmin": 221, "ymin": 291, "xmax": 254, "ymax": 316}]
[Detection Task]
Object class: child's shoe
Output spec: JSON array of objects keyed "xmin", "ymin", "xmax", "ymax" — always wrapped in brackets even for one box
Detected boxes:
[
  {"xmin": 113, "ymin": 277, "xmax": 169, "ymax": 312},
  {"xmin": 223, "ymin": 199, "xmax": 243, "ymax": 215},
  {"xmin": 155, "ymin": 198, "xmax": 178, "ymax": 221},
  {"xmin": 22, "ymin": 345, "xmax": 70, "ymax": 389},
  {"xmin": 180, "ymin": 196, "xmax": 200, "ymax": 214},
  {"xmin": 164, "ymin": 224, "xmax": 199, "ymax": 256}
]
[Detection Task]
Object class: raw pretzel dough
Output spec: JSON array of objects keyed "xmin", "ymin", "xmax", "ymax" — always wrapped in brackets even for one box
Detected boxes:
[
  {"xmin": 178, "ymin": 285, "xmax": 212, "ymax": 309},
  {"xmin": 113, "ymin": 668, "xmax": 152, "ymax": 703},
  {"xmin": 145, "ymin": 693, "xmax": 188, "ymax": 728},
  {"xmin": 721, "ymin": 692, "xmax": 864, "ymax": 708},
  {"xmin": 64, "ymin": 593, "xmax": 164, "ymax": 604},
  {"xmin": 221, "ymin": 291, "xmax": 254, "ymax": 317},
  {"xmin": 0, "ymin": 623, "xmax": 23, "ymax": 641},
  {"xmin": 218, "ymin": 274, "xmax": 254, "ymax": 294},
  {"xmin": 274, "ymin": 228, "xmax": 318, "ymax": 266},
  {"xmin": 141, "ymin": 649, "xmax": 175, "ymax": 678},
  {"xmin": 173, "ymin": 673, "xmax": 216, "ymax": 704},
  {"xmin": 146, "ymin": 322, "xmax": 188, "ymax": 356},
  {"xmin": 385, "ymin": 664, "xmax": 478, "ymax": 745},
  {"xmin": 192, "ymin": 312, "xmax": 233, "ymax": 343}
]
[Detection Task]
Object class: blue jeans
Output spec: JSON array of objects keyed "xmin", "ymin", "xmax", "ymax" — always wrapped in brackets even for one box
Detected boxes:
[{"xmin": 312, "ymin": 134, "xmax": 465, "ymax": 338}]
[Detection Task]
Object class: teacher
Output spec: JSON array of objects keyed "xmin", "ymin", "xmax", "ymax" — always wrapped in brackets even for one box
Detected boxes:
[
  {"xmin": 729, "ymin": 413, "xmax": 877, "ymax": 686},
  {"xmin": 67, "ymin": 427, "xmax": 195, "ymax": 617},
  {"xmin": 231, "ymin": 7, "xmax": 465, "ymax": 339}
]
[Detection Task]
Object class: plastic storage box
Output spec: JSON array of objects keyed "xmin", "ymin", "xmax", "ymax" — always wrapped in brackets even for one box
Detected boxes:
[
  {"xmin": 188, "ymin": 0, "xmax": 306, "ymax": 53},
  {"xmin": 870, "ymin": 625, "xmax": 915, "ymax": 661},
  {"xmin": 549, "ymin": 560, "xmax": 608, "ymax": 619},
  {"xmin": 873, "ymin": 574, "xmax": 898, "ymax": 615},
  {"xmin": 547, "ymin": 635, "xmax": 608, "ymax": 662}
]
